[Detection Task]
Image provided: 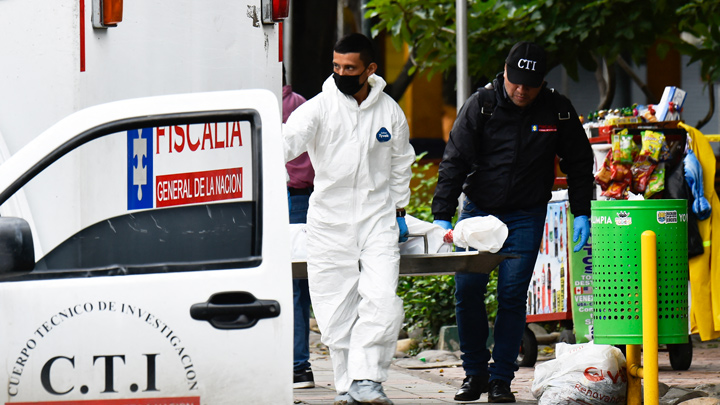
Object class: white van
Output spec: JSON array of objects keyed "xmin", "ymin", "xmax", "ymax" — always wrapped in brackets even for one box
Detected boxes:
[{"xmin": 0, "ymin": 90, "xmax": 292, "ymax": 404}]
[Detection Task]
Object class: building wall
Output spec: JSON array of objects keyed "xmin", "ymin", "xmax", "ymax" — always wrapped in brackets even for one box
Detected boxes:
[{"xmin": 545, "ymin": 58, "xmax": 720, "ymax": 136}]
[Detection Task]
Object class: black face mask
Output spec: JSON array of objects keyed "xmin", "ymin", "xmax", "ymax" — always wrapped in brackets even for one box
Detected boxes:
[{"xmin": 333, "ymin": 68, "xmax": 367, "ymax": 96}]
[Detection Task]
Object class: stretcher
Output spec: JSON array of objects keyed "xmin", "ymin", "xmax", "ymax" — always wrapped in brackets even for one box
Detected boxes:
[{"xmin": 292, "ymin": 233, "xmax": 511, "ymax": 278}]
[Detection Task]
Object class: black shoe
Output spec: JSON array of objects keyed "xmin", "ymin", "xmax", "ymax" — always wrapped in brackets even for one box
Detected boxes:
[
  {"xmin": 453, "ymin": 374, "xmax": 489, "ymax": 401},
  {"xmin": 293, "ymin": 368, "xmax": 315, "ymax": 389},
  {"xmin": 488, "ymin": 379, "xmax": 515, "ymax": 403}
]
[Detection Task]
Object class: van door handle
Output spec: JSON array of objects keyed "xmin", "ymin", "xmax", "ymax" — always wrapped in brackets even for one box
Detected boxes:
[{"xmin": 190, "ymin": 291, "xmax": 280, "ymax": 330}]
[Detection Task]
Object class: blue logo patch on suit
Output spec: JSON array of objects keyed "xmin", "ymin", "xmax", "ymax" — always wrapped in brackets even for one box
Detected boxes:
[{"xmin": 376, "ymin": 127, "xmax": 391, "ymax": 142}]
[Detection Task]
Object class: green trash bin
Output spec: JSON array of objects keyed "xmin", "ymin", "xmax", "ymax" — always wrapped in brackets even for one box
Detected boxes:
[{"xmin": 591, "ymin": 199, "xmax": 689, "ymax": 345}]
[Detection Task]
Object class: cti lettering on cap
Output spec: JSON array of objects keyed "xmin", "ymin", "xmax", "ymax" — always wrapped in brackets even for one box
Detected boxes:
[
  {"xmin": 505, "ymin": 41, "xmax": 547, "ymax": 87},
  {"xmin": 518, "ymin": 59, "xmax": 537, "ymax": 71}
]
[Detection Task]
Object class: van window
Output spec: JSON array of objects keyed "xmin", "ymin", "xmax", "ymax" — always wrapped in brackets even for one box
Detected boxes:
[{"xmin": 1, "ymin": 112, "xmax": 263, "ymax": 277}]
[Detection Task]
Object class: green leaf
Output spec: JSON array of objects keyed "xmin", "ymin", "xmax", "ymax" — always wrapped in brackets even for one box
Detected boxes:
[
  {"xmin": 710, "ymin": 24, "xmax": 720, "ymax": 44},
  {"xmin": 368, "ymin": 0, "xmax": 718, "ymax": 137}
]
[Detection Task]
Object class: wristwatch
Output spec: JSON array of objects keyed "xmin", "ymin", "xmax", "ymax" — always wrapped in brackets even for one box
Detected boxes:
[{"xmin": 396, "ymin": 208, "xmax": 406, "ymax": 217}]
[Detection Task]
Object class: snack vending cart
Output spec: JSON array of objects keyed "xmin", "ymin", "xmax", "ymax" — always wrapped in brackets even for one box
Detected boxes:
[
  {"xmin": 520, "ymin": 196, "xmax": 575, "ymax": 367},
  {"xmin": 520, "ymin": 121, "xmax": 695, "ymax": 369}
]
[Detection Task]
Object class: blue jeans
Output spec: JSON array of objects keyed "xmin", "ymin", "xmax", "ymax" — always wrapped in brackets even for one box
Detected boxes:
[
  {"xmin": 455, "ymin": 199, "xmax": 545, "ymax": 384},
  {"xmin": 290, "ymin": 193, "xmax": 312, "ymax": 372}
]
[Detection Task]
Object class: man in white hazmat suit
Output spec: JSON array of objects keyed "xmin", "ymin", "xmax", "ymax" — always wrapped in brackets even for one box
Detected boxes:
[{"xmin": 283, "ymin": 33, "xmax": 415, "ymax": 405}]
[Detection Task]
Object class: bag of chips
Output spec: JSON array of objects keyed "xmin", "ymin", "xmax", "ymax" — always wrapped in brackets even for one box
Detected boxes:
[
  {"xmin": 594, "ymin": 149, "xmax": 613, "ymax": 191},
  {"xmin": 611, "ymin": 130, "xmax": 634, "ymax": 164},
  {"xmin": 639, "ymin": 130, "xmax": 665, "ymax": 163},
  {"xmin": 610, "ymin": 163, "xmax": 632, "ymax": 183},
  {"xmin": 644, "ymin": 163, "xmax": 665, "ymax": 199},
  {"xmin": 631, "ymin": 155, "xmax": 657, "ymax": 194},
  {"xmin": 602, "ymin": 181, "xmax": 629, "ymax": 200}
]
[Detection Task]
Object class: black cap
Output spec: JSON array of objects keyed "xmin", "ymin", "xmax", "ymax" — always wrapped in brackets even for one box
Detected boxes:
[{"xmin": 505, "ymin": 41, "xmax": 546, "ymax": 87}]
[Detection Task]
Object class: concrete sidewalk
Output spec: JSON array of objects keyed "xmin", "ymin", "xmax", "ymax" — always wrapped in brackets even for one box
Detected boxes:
[
  {"xmin": 293, "ymin": 331, "xmax": 539, "ymax": 404},
  {"xmin": 292, "ymin": 352, "xmax": 538, "ymax": 404},
  {"xmin": 293, "ymin": 331, "xmax": 720, "ymax": 405}
]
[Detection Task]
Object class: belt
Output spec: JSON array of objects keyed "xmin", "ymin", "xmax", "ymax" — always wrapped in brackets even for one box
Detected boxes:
[{"xmin": 288, "ymin": 187, "xmax": 313, "ymax": 196}]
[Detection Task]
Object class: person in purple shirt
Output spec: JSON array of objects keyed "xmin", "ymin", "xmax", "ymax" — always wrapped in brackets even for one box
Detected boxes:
[{"xmin": 283, "ymin": 66, "xmax": 315, "ymax": 389}]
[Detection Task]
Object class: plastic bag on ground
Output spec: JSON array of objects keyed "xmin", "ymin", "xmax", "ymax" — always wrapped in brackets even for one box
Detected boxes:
[
  {"xmin": 451, "ymin": 215, "xmax": 508, "ymax": 253},
  {"xmin": 531, "ymin": 342, "xmax": 627, "ymax": 405}
]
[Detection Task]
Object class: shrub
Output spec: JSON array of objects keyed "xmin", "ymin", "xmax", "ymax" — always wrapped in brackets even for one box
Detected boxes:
[
  {"xmin": 407, "ymin": 153, "xmax": 437, "ymax": 223},
  {"xmin": 397, "ymin": 274, "xmax": 456, "ymax": 353}
]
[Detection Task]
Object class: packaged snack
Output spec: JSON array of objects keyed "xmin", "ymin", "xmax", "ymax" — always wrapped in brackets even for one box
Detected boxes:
[
  {"xmin": 594, "ymin": 149, "xmax": 613, "ymax": 190},
  {"xmin": 610, "ymin": 163, "xmax": 632, "ymax": 183},
  {"xmin": 642, "ymin": 105, "xmax": 657, "ymax": 122},
  {"xmin": 602, "ymin": 181, "xmax": 629, "ymax": 200},
  {"xmin": 645, "ymin": 163, "xmax": 666, "ymax": 199},
  {"xmin": 612, "ymin": 129, "xmax": 634, "ymax": 164},
  {"xmin": 631, "ymin": 155, "xmax": 656, "ymax": 194},
  {"xmin": 631, "ymin": 139, "xmax": 640, "ymax": 160},
  {"xmin": 658, "ymin": 141, "xmax": 672, "ymax": 162},
  {"xmin": 639, "ymin": 130, "xmax": 665, "ymax": 162}
]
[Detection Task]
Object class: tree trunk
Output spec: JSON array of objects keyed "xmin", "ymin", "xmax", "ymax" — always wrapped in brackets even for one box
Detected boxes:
[
  {"xmin": 594, "ymin": 56, "xmax": 616, "ymax": 110},
  {"xmin": 616, "ymin": 55, "xmax": 657, "ymax": 104},
  {"xmin": 385, "ymin": 55, "xmax": 418, "ymax": 102},
  {"xmin": 695, "ymin": 82, "xmax": 715, "ymax": 130}
]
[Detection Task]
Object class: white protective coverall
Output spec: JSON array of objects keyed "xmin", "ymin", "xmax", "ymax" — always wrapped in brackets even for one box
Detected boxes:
[{"xmin": 283, "ymin": 73, "xmax": 415, "ymax": 393}]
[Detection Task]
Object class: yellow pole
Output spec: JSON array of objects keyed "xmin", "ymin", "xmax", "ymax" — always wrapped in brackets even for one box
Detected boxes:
[
  {"xmin": 642, "ymin": 230, "xmax": 659, "ymax": 405},
  {"xmin": 626, "ymin": 344, "xmax": 642, "ymax": 405}
]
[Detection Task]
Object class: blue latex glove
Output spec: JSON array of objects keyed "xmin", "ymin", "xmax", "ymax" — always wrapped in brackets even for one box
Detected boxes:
[
  {"xmin": 433, "ymin": 220, "xmax": 452, "ymax": 230},
  {"xmin": 397, "ymin": 217, "xmax": 409, "ymax": 243},
  {"xmin": 684, "ymin": 150, "xmax": 711, "ymax": 220},
  {"xmin": 572, "ymin": 215, "xmax": 590, "ymax": 252}
]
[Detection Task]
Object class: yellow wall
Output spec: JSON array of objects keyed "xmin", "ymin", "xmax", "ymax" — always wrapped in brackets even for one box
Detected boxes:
[
  {"xmin": 383, "ymin": 36, "xmax": 449, "ymax": 142},
  {"xmin": 405, "ymin": 71, "xmax": 444, "ymax": 140}
]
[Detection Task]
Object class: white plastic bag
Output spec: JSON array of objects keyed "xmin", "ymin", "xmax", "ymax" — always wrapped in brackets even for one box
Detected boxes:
[
  {"xmin": 452, "ymin": 215, "xmax": 508, "ymax": 253},
  {"xmin": 290, "ymin": 215, "xmax": 452, "ymax": 261},
  {"xmin": 532, "ymin": 342, "xmax": 627, "ymax": 405},
  {"xmin": 399, "ymin": 215, "xmax": 453, "ymax": 254}
]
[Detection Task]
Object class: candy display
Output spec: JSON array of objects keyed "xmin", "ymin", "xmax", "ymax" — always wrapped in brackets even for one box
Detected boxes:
[
  {"xmin": 582, "ymin": 87, "xmax": 686, "ymax": 141},
  {"xmin": 583, "ymin": 87, "xmax": 685, "ymax": 132}
]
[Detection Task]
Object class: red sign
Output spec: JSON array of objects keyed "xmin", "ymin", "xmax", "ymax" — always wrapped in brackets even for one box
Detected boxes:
[
  {"xmin": 8, "ymin": 397, "xmax": 200, "ymax": 405},
  {"xmin": 156, "ymin": 168, "xmax": 243, "ymax": 207}
]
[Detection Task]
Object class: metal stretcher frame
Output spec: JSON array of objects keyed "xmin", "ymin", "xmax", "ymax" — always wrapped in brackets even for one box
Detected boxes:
[
  {"xmin": 291, "ymin": 234, "xmax": 511, "ymax": 278},
  {"xmin": 292, "ymin": 251, "xmax": 510, "ymax": 278}
]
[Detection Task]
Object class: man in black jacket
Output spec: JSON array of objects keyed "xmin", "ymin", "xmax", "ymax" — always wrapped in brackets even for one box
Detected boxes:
[{"xmin": 432, "ymin": 42, "xmax": 594, "ymax": 403}]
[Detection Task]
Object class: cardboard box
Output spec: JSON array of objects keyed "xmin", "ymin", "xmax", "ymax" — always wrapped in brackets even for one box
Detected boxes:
[{"xmin": 655, "ymin": 86, "xmax": 687, "ymax": 121}]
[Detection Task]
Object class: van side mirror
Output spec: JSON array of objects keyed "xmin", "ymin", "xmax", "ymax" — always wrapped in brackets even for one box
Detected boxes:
[{"xmin": 0, "ymin": 217, "xmax": 35, "ymax": 274}]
